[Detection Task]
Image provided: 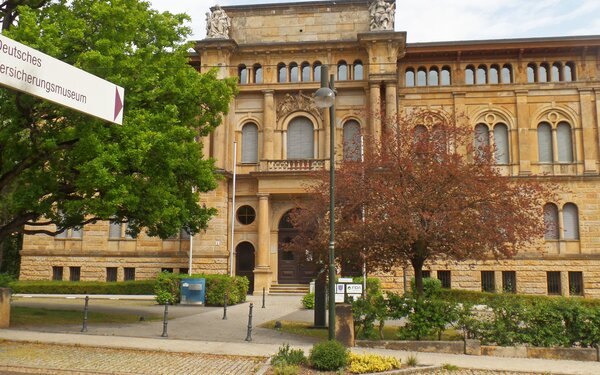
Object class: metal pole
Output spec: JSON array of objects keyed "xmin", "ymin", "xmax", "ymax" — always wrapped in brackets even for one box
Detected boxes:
[
  {"xmin": 262, "ymin": 287, "xmax": 266, "ymax": 308},
  {"xmin": 81, "ymin": 295, "xmax": 89, "ymax": 333},
  {"xmin": 222, "ymin": 292, "xmax": 228, "ymax": 320},
  {"xmin": 245, "ymin": 303, "xmax": 254, "ymax": 341},
  {"xmin": 161, "ymin": 302, "xmax": 169, "ymax": 337},
  {"xmin": 328, "ymin": 70, "xmax": 336, "ymax": 341},
  {"xmin": 361, "ymin": 135, "xmax": 367, "ymax": 298},
  {"xmin": 229, "ymin": 142, "xmax": 237, "ymax": 276}
]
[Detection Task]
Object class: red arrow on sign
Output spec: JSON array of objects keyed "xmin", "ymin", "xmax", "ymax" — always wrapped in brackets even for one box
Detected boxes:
[{"xmin": 114, "ymin": 87, "xmax": 123, "ymax": 121}]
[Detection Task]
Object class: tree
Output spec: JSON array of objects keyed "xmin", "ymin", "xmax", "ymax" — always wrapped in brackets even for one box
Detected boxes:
[
  {"xmin": 0, "ymin": 0, "xmax": 238, "ymax": 249},
  {"xmin": 287, "ymin": 109, "xmax": 552, "ymax": 295}
]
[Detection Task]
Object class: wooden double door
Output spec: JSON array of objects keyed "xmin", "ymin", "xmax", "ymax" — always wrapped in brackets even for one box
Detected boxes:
[{"xmin": 277, "ymin": 211, "xmax": 318, "ymax": 284}]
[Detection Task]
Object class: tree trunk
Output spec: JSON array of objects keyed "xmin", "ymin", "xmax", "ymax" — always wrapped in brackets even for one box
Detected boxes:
[{"xmin": 411, "ymin": 257, "xmax": 425, "ymax": 297}]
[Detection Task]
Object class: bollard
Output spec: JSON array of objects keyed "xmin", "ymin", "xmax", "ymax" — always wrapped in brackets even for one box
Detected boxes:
[
  {"xmin": 222, "ymin": 292, "xmax": 228, "ymax": 320},
  {"xmin": 161, "ymin": 302, "xmax": 169, "ymax": 338},
  {"xmin": 81, "ymin": 295, "xmax": 89, "ymax": 333},
  {"xmin": 245, "ymin": 303, "xmax": 254, "ymax": 342},
  {"xmin": 262, "ymin": 287, "xmax": 265, "ymax": 308}
]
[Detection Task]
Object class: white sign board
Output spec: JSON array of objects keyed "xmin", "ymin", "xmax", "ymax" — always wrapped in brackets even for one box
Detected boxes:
[
  {"xmin": 0, "ymin": 34, "xmax": 124, "ymax": 124},
  {"xmin": 346, "ymin": 284, "xmax": 363, "ymax": 295}
]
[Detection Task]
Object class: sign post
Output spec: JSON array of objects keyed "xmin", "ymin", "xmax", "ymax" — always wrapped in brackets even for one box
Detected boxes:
[{"xmin": 0, "ymin": 34, "xmax": 124, "ymax": 124}]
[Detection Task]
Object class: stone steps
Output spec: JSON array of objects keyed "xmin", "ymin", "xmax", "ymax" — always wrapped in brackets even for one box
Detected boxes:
[{"xmin": 269, "ymin": 283, "xmax": 309, "ymax": 295}]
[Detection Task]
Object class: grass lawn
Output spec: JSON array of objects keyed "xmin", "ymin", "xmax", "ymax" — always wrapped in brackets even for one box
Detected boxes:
[{"xmin": 10, "ymin": 306, "xmax": 162, "ymax": 327}]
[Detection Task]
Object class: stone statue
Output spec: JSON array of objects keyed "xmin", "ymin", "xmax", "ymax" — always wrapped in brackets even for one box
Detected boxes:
[
  {"xmin": 206, "ymin": 5, "xmax": 231, "ymax": 38},
  {"xmin": 369, "ymin": 0, "xmax": 395, "ymax": 31}
]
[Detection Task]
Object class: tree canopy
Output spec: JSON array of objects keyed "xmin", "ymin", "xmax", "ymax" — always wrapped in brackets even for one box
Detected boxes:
[
  {"xmin": 0, "ymin": 0, "xmax": 238, "ymax": 245},
  {"xmin": 287, "ymin": 109, "xmax": 553, "ymax": 295}
]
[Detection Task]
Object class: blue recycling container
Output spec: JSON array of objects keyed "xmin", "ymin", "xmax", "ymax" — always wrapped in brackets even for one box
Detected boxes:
[{"xmin": 180, "ymin": 278, "xmax": 206, "ymax": 305}]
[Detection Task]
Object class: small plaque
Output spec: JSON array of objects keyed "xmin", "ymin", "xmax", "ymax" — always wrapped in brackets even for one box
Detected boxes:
[
  {"xmin": 189, "ymin": 284, "xmax": 203, "ymax": 291},
  {"xmin": 335, "ymin": 293, "xmax": 345, "ymax": 303},
  {"xmin": 182, "ymin": 283, "xmax": 189, "ymax": 288},
  {"xmin": 338, "ymin": 277, "xmax": 353, "ymax": 283},
  {"xmin": 335, "ymin": 284, "xmax": 345, "ymax": 293},
  {"xmin": 346, "ymin": 284, "xmax": 363, "ymax": 294}
]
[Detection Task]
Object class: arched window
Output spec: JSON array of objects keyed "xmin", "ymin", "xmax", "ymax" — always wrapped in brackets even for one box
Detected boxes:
[
  {"xmin": 238, "ymin": 64, "xmax": 248, "ymax": 84},
  {"xmin": 473, "ymin": 124, "xmax": 490, "ymax": 159},
  {"xmin": 253, "ymin": 64, "xmax": 263, "ymax": 84},
  {"xmin": 343, "ymin": 120, "xmax": 361, "ymax": 161},
  {"xmin": 537, "ymin": 122, "xmax": 553, "ymax": 163},
  {"xmin": 301, "ymin": 62, "xmax": 311, "ymax": 82},
  {"xmin": 287, "ymin": 117, "xmax": 314, "ymax": 159},
  {"xmin": 543, "ymin": 203, "xmax": 559, "ymax": 240},
  {"xmin": 290, "ymin": 62, "xmax": 299, "ymax": 82},
  {"xmin": 405, "ymin": 68, "xmax": 415, "ymax": 87},
  {"xmin": 564, "ymin": 62, "xmax": 575, "ymax": 81},
  {"xmin": 353, "ymin": 60, "xmax": 364, "ymax": 80},
  {"xmin": 417, "ymin": 67, "xmax": 427, "ymax": 86},
  {"xmin": 563, "ymin": 203, "xmax": 579, "ymax": 240},
  {"xmin": 476, "ymin": 65, "xmax": 487, "ymax": 84},
  {"xmin": 337, "ymin": 60, "xmax": 348, "ymax": 81},
  {"xmin": 441, "ymin": 66, "xmax": 451, "ymax": 85},
  {"xmin": 501, "ymin": 64, "xmax": 512, "ymax": 84},
  {"xmin": 489, "ymin": 65, "xmax": 500, "ymax": 84},
  {"xmin": 539, "ymin": 63, "xmax": 549, "ymax": 83},
  {"xmin": 551, "ymin": 62, "xmax": 562, "ymax": 82},
  {"xmin": 277, "ymin": 63, "xmax": 287, "ymax": 83},
  {"xmin": 465, "ymin": 65, "xmax": 475, "ymax": 85},
  {"xmin": 241, "ymin": 123, "xmax": 259, "ymax": 164},
  {"xmin": 428, "ymin": 67, "xmax": 439, "ymax": 86},
  {"xmin": 313, "ymin": 61, "xmax": 322, "ymax": 82},
  {"xmin": 493, "ymin": 123, "xmax": 509, "ymax": 164},
  {"xmin": 527, "ymin": 63, "xmax": 537, "ymax": 83},
  {"xmin": 557, "ymin": 122, "xmax": 573, "ymax": 163}
]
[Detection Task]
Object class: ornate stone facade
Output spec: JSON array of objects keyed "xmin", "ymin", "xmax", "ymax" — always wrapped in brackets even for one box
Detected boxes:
[{"xmin": 20, "ymin": 0, "xmax": 600, "ymax": 298}]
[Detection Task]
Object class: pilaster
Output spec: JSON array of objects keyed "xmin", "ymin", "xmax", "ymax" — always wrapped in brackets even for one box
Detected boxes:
[{"xmin": 254, "ymin": 193, "xmax": 272, "ymax": 294}]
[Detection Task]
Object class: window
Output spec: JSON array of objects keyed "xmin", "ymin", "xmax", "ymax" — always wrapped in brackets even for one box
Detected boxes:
[
  {"xmin": 437, "ymin": 270, "xmax": 451, "ymax": 289},
  {"xmin": 465, "ymin": 65, "xmax": 475, "ymax": 85},
  {"xmin": 416, "ymin": 67, "xmax": 427, "ymax": 86},
  {"xmin": 539, "ymin": 63, "xmax": 549, "ymax": 83},
  {"xmin": 547, "ymin": 271, "xmax": 562, "ymax": 295},
  {"xmin": 537, "ymin": 122, "xmax": 553, "ymax": 163},
  {"xmin": 473, "ymin": 124, "xmax": 490, "ymax": 159},
  {"xmin": 557, "ymin": 122, "xmax": 573, "ymax": 163},
  {"xmin": 277, "ymin": 63, "xmax": 287, "ymax": 83},
  {"xmin": 441, "ymin": 66, "xmax": 451, "ymax": 85},
  {"xmin": 343, "ymin": 120, "xmax": 361, "ymax": 161},
  {"xmin": 422, "ymin": 270, "xmax": 431, "ymax": 278},
  {"xmin": 563, "ymin": 203, "xmax": 579, "ymax": 240},
  {"xmin": 179, "ymin": 268, "xmax": 189, "ymax": 275},
  {"xmin": 106, "ymin": 267, "xmax": 117, "ymax": 282},
  {"xmin": 527, "ymin": 64, "xmax": 536, "ymax": 83},
  {"xmin": 109, "ymin": 221, "xmax": 133, "ymax": 239},
  {"xmin": 476, "ymin": 65, "xmax": 487, "ymax": 84},
  {"xmin": 56, "ymin": 227, "xmax": 83, "ymax": 239},
  {"xmin": 161, "ymin": 268, "xmax": 173, "ymax": 273},
  {"xmin": 313, "ymin": 62, "xmax": 322, "ymax": 82},
  {"xmin": 428, "ymin": 67, "xmax": 439, "ymax": 86},
  {"xmin": 501, "ymin": 64, "xmax": 512, "ymax": 83},
  {"xmin": 544, "ymin": 203, "xmax": 559, "ymax": 240},
  {"xmin": 337, "ymin": 60, "xmax": 348, "ymax": 81},
  {"xmin": 489, "ymin": 65, "xmax": 499, "ymax": 84},
  {"xmin": 253, "ymin": 64, "xmax": 263, "ymax": 84},
  {"xmin": 236, "ymin": 205, "xmax": 256, "ymax": 225},
  {"xmin": 481, "ymin": 271, "xmax": 495, "ymax": 292},
  {"xmin": 564, "ymin": 62, "xmax": 575, "ymax": 81},
  {"xmin": 493, "ymin": 123, "xmax": 509, "ymax": 164},
  {"xmin": 502, "ymin": 271, "xmax": 516, "ymax": 293},
  {"xmin": 238, "ymin": 64, "xmax": 248, "ymax": 84},
  {"xmin": 353, "ymin": 60, "xmax": 363, "ymax": 80},
  {"xmin": 405, "ymin": 68, "xmax": 415, "ymax": 87},
  {"xmin": 301, "ymin": 62, "xmax": 311, "ymax": 81},
  {"xmin": 287, "ymin": 116, "xmax": 314, "ymax": 159},
  {"xmin": 289, "ymin": 62, "xmax": 299, "ymax": 82},
  {"xmin": 124, "ymin": 267, "xmax": 135, "ymax": 281},
  {"xmin": 241, "ymin": 122, "xmax": 259, "ymax": 164},
  {"xmin": 69, "ymin": 266, "xmax": 81, "ymax": 282},
  {"xmin": 551, "ymin": 62, "xmax": 561, "ymax": 82},
  {"xmin": 568, "ymin": 271, "xmax": 583, "ymax": 296},
  {"xmin": 52, "ymin": 266, "xmax": 63, "ymax": 281}
]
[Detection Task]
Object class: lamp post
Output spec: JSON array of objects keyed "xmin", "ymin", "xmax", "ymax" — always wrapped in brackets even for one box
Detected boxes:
[{"xmin": 314, "ymin": 65, "xmax": 336, "ymax": 341}]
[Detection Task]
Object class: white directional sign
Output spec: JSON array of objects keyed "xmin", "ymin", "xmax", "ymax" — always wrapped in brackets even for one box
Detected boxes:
[{"xmin": 0, "ymin": 34, "xmax": 124, "ymax": 124}]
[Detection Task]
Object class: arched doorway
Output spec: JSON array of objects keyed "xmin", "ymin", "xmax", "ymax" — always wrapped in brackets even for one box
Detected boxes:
[
  {"xmin": 235, "ymin": 242, "xmax": 255, "ymax": 294},
  {"xmin": 278, "ymin": 210, "xmax": 318, "ymax": 284}
]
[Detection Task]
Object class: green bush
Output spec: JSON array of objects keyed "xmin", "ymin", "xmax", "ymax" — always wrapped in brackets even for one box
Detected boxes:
[
  {"xmin": 397, "ymin": 295, "xmax": 458, "ymax": 341},
  {"xmin": 272, "ymin": 364, "xmax": 299, "ymax": 375},
  {"xmin": 410, "ymin": 277, "xmax": 443, "ymax": 298},
  {"xmin": 271, "ymin": 343, "xmax": 307, "ymax": 367},
  {"xmin": 154, "ymin": 271, "xmax": 180, "ymax": 305},
  {"xmin": 351, "ymin": 277, "xmax": 389, "ymax": 340},
  {"xmin": 163, "ymin": 273, "xmax": 249, "ymax": 306},
  {"xmin": 0, "ymin": 273, "xmax": 15, "ymax": 288},
  {"xmin": 8, "ymin": 280, "xmax": 155, "ymax": 294},
  {"xmin": 302, "ymin": 292, "xmax": 314, "ymax": 309},
  {"xmin": 308, "ymin": 340, "xmax": 349, "ymax": 371}
]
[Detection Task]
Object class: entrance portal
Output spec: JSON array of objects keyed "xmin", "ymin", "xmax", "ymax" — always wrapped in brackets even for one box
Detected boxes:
[
  {"xmin": 235, "ymin": 242, "xmax": 255, "ymax": 294},
  {"xmin": 277, "ymin": 210, "xmax": 318, "ymax": 284}
]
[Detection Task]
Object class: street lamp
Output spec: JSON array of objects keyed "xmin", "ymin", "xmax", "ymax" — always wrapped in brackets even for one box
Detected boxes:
[{"xmin": 314, "ymin": 65, "xmax": 336, "ymax": 341}]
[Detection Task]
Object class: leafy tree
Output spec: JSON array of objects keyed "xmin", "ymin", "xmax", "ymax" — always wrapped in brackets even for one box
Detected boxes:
[
  {"xmin": 287, "ymin": 109, "xmax": 552, "ymax": 296},
  {"xmin": 0, "ymin": 0, "xmax": 238, "ymax": 250}
]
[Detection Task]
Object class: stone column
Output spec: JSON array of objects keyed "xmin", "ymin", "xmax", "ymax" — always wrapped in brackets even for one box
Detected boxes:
[
  {"xmin": 0, "ymin": 288, "xmax": 10, "ymax": 328},
  {"xmin": 369, "ymin": 83, "xmax": 382, "ymax": 143},
  {"xmin": 515, "ymin": 90, "xmax": 531, "ymax": 175},
  {"xmin": 254, "ymin": 193, "xmax": 272, "ymax": 294},
  {"xmin": 385, "ymin": 81, "xmax": 398, "ymax": 131},
  {"xmin": 579, "ymin": 89, "xmax": 598, "ymax": 174},
  {"xmin": 263, "ymin": 90, "xmax": 275, "ymax": 161}
]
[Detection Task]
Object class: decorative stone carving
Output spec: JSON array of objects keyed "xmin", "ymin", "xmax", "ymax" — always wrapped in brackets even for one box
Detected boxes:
[
  {"xmin": 276, "ymin": 92, "xmax": 323, "ymax": 121},
  {"xmin": 369, "ymin": 0, "xmax": 395, "ymax": 31},
  {"xmin": 206, "ymin": 5, "xmax": 231, "ymax": 39}
]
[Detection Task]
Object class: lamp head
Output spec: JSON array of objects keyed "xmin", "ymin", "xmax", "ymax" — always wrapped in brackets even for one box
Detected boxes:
[{"xmin": 314, "ymin": 87, "xmax": 335, "ymax": 108}]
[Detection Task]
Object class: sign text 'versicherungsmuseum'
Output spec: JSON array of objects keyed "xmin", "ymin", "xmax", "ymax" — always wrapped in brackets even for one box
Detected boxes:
[{"xmin": 0, "ymin": 34, "xmax": 124, "ymax": 125}]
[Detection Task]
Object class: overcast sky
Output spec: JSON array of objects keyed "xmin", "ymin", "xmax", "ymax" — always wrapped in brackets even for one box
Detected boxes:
[{"xmin": 148, "ymin": 0, "xmax": 600, "ymax": 42}]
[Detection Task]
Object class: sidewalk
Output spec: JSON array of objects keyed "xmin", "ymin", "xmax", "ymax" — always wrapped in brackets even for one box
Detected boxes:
[{"xmin": 2, "ymin": 294, "xmax": 600, "ymax": 374}]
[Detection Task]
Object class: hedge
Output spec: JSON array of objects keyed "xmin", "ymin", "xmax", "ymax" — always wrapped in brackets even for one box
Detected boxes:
[
  {"xmin": 8, "ymin": 280, "xmax": 155, "ymax": 295},
  {"xmin": 440, "ymin": 288, "xmax": 600, "ymax": 308},
  {"xmin": 153, "ymin": 272, "xmax": 249, "ymax": 306}
]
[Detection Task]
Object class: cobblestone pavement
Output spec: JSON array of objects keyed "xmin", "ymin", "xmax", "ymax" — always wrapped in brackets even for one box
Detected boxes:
[{"xmin": 0, "ymin": 342, "xmax": 266, "ymax": 375}]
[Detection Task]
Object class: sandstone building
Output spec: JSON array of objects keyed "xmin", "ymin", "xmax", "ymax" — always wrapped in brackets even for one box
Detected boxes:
[{"xmin": 19, "ymin": 0, "xmax": 600, "ymax": 298}]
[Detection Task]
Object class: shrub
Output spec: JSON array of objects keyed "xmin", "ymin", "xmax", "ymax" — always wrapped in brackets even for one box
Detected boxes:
[
  {"xmin": 0, "ymin": 273, "xmax": 15, "ymax": 288},
  {"xmin": 410, "ymin": 277, "xmax": 442, "ymax": 298},
  {"xmin": 154, "ymin": 271, "xmax": 180, "ymax": 305},
  {"xmin": 348, "ymin": 353, "xmax": 401, "ymax": 374},
  {"xmin": 351, "ymin": 277, "xmax": 389, "ymax": 339},
  {"xmin": 271, "ymin": 344, "xmax": 306, "ymax": 367},
  {"xmin": 8, "ymin": 280, "xmax": 155, "ymax": 294},
  {"xmin": 397, "ymin": 295, "xmax": 458, "ymax": 341},
  {"xmin": 308, "ymin": 340, "xmax": 349, "ymax": 371},
  {"xmin": 272, "ymin": 364, "xmax": 299, "ymax": 375},
  {"xmin": 200, "ymin": 274, "xmax": 249, "ymax": 306},
  {"xmin": 302, "ymin": 292, "xmax": 314, "ymax": 309}
]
